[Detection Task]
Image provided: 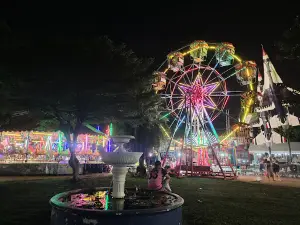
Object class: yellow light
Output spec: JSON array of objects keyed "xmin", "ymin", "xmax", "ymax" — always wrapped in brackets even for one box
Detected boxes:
[
  {"xmin": 249, "ymin": 83, "xmax": 253, "ymax": 90},
  {"xmin": 159, "ymin": 125, "xmax": 183, "ymax": 145},
  {"xmin": 32, "ymin": 132, "xmax": 53, "ymax": 136},
  {"xmin": 95, "ymin": 191, "xmax": 106, "ymax": 198},
  {"xmin": 2, "ymin": 133, "xmax": 21, "ymax": 136},
  {"xmin": 241, "ymin": 98, "xmax": 253, "ymax": 122},
  {"xmin": 164, "ymin": 44, "xmax": 242, "ymax": 74},
  {"xmin": 182, "ymin": 45, "xmax": 215, "ymax": 56},
  {"xmin": 220, "ymin": 127, "xmax": 239, "ymax": 143},
  {"xmin": 174, "ymin": 140, "xmax": 182, "ymax": 145},
  {"xmin": 232, "ymin": 54, "xmax": 242, "ymax": 62},
  {"xmin": 159, "ymin": 125, "xmax": 170, "ymax": 139}
]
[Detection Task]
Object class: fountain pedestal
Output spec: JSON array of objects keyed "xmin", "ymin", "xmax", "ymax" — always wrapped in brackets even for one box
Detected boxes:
[
  {"xmin": 101, "ymin": 135, "xmax": 142, "ymax": 199},
  {"xmin": 111, "ymin": 166, "xmax": 128, "ymax": 199}
]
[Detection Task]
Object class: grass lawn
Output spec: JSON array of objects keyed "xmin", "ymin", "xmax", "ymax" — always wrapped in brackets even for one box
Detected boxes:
[{"xmin": 0, "ymin": 175, "xmax": 299, "ymax": 225}]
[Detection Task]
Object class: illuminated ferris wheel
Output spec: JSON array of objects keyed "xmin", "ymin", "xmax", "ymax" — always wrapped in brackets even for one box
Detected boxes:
[{"xmin": 153, "ymin": 41, "xmax": 257, "ymax": 147}]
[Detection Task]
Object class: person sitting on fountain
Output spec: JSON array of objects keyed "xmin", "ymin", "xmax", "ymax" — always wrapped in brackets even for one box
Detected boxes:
[{"xmin": 148, "ymin": 161, "xmax": 171, "ymax": 192}]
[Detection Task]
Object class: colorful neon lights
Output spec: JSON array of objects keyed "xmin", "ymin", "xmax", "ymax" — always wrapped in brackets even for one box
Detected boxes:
[
  {"xmin": 203, "ymin": 107, "xmax": 219, "ymax": 142},
  {"xmin": 178, "ymin": 76, "xmax": 219, "ymax": 110},
  {"xmin": 160, "ymin": 112, "xmax": 171, "ymax": 120},
  {"xmin": 109, "ymin": 123, "xmax": 113, "ymax": 136},
  {"xmin": 157, "ymin": 40, "xmax": 256, "ymax": 152}
]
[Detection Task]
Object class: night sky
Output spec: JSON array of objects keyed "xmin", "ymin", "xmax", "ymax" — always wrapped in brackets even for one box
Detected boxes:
[
  {"xmin": 1, "ymin": 3, "xmax": 299, "ymax": 131},
  {"xmin": 2, "ymin": 3, "xmax": 297, "ymax": 58}
]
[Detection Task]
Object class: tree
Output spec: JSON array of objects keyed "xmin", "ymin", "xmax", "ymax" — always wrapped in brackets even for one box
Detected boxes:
[
  {"xmin": 135, "ymin": 125, "xmax": 161, "ymax": 172},
  {"xmin": 1, "ymin": 30, "xmax": 162, "ymax": 180},
  {"xmin": 275, "ymin": 125, "xmax": 300, "ymax": 162},
  {"xmin": 276, "ymin": 16, "xmax": 300, "ymax": 61},
  {"xmin": 273, "ymin": 17, "xmax": 300, "ymax": 162},
  {"xmin": 0, "ymin": 20, "xmax": 32, "ymax": 127}
]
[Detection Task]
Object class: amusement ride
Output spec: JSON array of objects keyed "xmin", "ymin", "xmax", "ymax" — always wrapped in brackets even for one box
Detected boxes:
[
  {"xmin": 153, "ymin": 40, "xmax": 300, "ymax": 178},
  {"xmin": 153, "ymin": 41, "xmax": 258, "ymax": 178}
]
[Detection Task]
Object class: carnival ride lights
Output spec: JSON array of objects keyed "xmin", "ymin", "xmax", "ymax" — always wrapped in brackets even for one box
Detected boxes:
[
  {"xmin": 235, "ymin": 61, "xmax": 257, "ymax": 85},
  {"xmin": 153, "ymin": 41, "xmax": 257, "ymax": 172},
  {"xmin": 0, "ymin": 130, "xmax": 109, "ymax": 162},
  {"xmin": 189, "ymin": 40, "xmax": 209, "ymax": 63},
  {"xmin": 215, "ymin": 42, "xmax": 235, "ymax": 66},
  {"xmin": 152, "ymin": 72, "xmax": 167, "ymax": 91},
  {"xmin": 167, "ymin": 52, "xmax": 184, "ymax": 72}
]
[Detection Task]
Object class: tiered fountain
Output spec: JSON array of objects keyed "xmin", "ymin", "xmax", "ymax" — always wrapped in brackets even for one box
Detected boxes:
[{"xmin": 50, "ymin": 135, "xmax": 184, "ymax": 225}]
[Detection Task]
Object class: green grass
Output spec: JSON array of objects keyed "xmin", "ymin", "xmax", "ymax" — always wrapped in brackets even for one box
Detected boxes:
[{"xmin": 0, "ymin": 176, "xmax": 299, "ymax": 225}]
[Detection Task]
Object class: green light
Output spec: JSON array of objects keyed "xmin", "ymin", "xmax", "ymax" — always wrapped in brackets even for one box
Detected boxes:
[
  {"xmin": 58, "ymin": 131, "xmax": 63, "ymax": 153},
  {"xmin": 160, "ymin": 112, "xmax": 171, "ymax": 120},
  {"xmin": 109, "ymin": 123, "xmax": 113, "ymax": 136},
  {"xmin": 105, "ymin": 192, "xmax": 109, "ymax": 210}
]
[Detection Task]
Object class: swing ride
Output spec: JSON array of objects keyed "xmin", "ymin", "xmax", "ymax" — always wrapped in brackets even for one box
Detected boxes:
[{"xmin": 153, "ymin": 41, "xmax": 257, "ymax": 179}]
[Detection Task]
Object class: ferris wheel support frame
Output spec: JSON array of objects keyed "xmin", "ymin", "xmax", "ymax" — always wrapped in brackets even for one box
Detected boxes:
[
  {"xmin": 191, "ymin": 101, "xmax": 226, "ymax": 179},
  {"xmin": 162, "ymin": 94, "xmax": 229, "ymax": 178}
]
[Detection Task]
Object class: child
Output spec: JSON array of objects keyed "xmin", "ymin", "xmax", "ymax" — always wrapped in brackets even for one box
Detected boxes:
[{"xmin": 148, "ymin": 161, "xmax": 171, "ymax": 192}]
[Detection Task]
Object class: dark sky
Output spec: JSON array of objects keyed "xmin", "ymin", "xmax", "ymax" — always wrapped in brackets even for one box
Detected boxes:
[
  {"xmin": 2, "ymin": 3, "xmax": 298, "ymax": 80},
  {"xmin": 1, "ymin": 3, "xmax": 299, "ymax": 130},
  {"xmin": 2, "ymin": 3, "xmax": 298, "ymax": 59}
]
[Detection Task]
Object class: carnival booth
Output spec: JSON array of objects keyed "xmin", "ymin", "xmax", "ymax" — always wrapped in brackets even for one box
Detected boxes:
[{"xmin": 0, "ymin": 130, "xmax": 109, "ymax": 175}]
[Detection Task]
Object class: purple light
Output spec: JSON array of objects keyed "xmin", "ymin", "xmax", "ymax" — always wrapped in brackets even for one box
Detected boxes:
[{"xmin": 108, "ymin": 139, "xmax": 111, "ymax": 152}]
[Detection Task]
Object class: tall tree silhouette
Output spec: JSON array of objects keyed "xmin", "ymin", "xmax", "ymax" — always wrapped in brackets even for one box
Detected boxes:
[{"xmin": 0, "ymin": 26, "xmax": 162, "ymax": 180}]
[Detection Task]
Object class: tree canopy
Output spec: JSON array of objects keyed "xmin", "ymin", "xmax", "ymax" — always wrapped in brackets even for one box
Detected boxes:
[
  {"xmin": 1, "ymin": 26, "xmax": 163, "ymax": 132},
  {"xmin": 274, "ymin": 16, "xmax": 300, "ymax": 118},
  {"xmin": 276, "ymin": 16, "xmax": 300, "ymax": 61},
  {"xmin": 0, "ymin": 22, "xmax": 164, "ymax": 180}
]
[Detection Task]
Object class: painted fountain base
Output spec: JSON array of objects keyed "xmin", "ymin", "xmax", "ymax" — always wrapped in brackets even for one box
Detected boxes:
[{"xmin": 50, "ymin": 187, "xmax": 184, "ymax": 225}]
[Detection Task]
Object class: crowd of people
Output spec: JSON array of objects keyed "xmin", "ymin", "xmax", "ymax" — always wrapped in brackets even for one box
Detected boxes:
[{"xmin": 144, "ymin": 154, "xmax": 295, "ymax": 192}]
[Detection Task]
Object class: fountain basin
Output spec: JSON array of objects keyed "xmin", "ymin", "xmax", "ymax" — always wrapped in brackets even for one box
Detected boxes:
[
  {"xmin": 101, "ymin": 152, "xmax": 142, "ymax": 166},
  {"xmin": 110, "ymin": 135, "xmax": 135, "ymax": 144},
  {"xmin": 50, "ymin": 187, "xmax": 184, "ymax": 225}
]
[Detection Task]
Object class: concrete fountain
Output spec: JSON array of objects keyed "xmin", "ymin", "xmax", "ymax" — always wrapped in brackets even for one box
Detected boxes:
[
  {"xmin": 50, "ymin": 135, "xmax": 184, "ymax": 225},
  {"xmin": 101, "ymin": 135, "xmax": 142, "ymax": 199}
]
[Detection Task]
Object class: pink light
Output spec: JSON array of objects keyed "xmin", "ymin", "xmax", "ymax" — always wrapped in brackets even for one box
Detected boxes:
[
  {"xmin": 167, "ymin": 64, "xmax": 229, "ymax": 123},
  {"xmin": 178, "ymin": 77, "xmax": 218, "ymax": 109},
  {"xmin": 85, "ymin": 135, "xmax": 88, "ymax": 151}
]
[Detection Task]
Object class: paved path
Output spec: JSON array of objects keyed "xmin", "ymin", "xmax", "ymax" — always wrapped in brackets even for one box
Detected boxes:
[{"xmin": 238, "ymin": 175, "xmax": 300, "ymax": 188}]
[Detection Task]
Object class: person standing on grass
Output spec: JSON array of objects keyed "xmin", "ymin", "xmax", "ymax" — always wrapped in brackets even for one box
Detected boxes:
[
  {"xmin": 259, "ymin": 159, "xmax": 265, "ymax": 174},
  {"xmin": 272, "ymin": 159, "xmax": 281, "ymax": 181},
  {"xmin": 264, "ymin": 154, "xmax": 274, "ymax": 181},
  {"xmin": 148, "ymin": 161, "xmax": 171, "ymax": 192},
  {"xmin": 256, "ymin": 159, "xmax": 265, "ymax": 182}
]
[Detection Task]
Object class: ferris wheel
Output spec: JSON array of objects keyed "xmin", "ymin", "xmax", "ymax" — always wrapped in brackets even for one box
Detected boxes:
[{"xmin": 153, "ymin": 41, "xmax": 257, "ymax": 148}]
